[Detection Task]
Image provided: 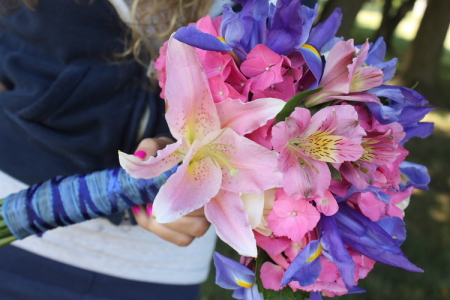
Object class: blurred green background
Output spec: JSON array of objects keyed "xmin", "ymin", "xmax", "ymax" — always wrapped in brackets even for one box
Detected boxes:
[{"xmin": 200, "ymin": 0, "xmax": 450, "ymax": 299}]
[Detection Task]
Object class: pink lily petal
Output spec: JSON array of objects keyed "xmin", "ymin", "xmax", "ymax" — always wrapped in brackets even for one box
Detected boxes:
[
  {"xmin": 153, "ymin": 140, "xmax": 222, "ymax": 223},
  {"xmin": 165, "ymin": 37, "xmax": 221, "ymax": 142},
  {"xmin": 205, "ymin": 190, "xmax": 257, "ymax": 257},
  {"xmin": 314, "ymin": 189, "xmax": 339, "ymax": 216},
  {"xmin": 118, "ymin": 138, "xmax": 187, "ymax": 179},
  {"xmin": 215, "ymin": 97, "xmax": 285, "ymax": 135},
  {"xmin": 260, "ymin": 262, "xmax": 286, "ymax": 291},
  {"xmin": 200, "ymin": 128, "xmax": 282, "ymax": 194}
]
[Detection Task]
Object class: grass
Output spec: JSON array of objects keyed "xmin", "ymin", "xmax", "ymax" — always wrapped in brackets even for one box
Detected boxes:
[{"xmin": 199, "ymin": 9, "xmax": 450, "ymax": 300}]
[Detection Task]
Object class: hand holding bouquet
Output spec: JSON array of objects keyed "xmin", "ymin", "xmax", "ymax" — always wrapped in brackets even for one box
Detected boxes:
[{"xmin": 119, "ymin": 1, "xmax": 433, "ymax": 299}]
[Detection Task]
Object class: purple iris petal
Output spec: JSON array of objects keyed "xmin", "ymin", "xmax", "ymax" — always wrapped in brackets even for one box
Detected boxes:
[
  {"xmin": 399, "ymin": 161, "xmax": 431, "ymax": 190},
  {"xmin": 321, "ymin": 36, "xmax": 344, "ymax": 53},
  {"xmin": 244, "ymin": 285, "xmax": 264, "ymax": 300},
  {"xmin": 376, "ymin": 216, "xmax": 407, "ymax": 245},
  {"xmin": 369, "ymin": 85, "xmax": 428, "ymax": 106},
  {"xmin": 232, "ymin": 287, "xmax": 246, "ymax": 299},
  {"xmin": 296, "ymin": 47, "xmax": 323, "ymax": 85},
  {"xmin": 174, "ymin": 25, "xmax": 232, "ymax": 51},
  {"xmin": 346, "ymin": 286, "xmax": 366, "ymax": 294},
  {"xmin": 337, "ymin": 185, "xmax": 391, "ymax": 205},
  {"xmin": 214, "ymin": 252, "xmax": 256, "ymax": 290},
  {"xmin": 222, "ymin": 4, "xmax": 246, "ymax": 47},
  {"xmin": 396, "ymin": 105, "xmax": 435, "ymax": 127},
  {"xmin": 267, "ymin": 0, "xmax": 308, "ymax": 54},
  {"xmin": 335, "ymin": 204, "xmax": 423, "ymax": 273},
  {"xmin": 237, "ymin": 0, "xmax": 270, "ymax": 52},
  {"xmin": 281, "ymin": 239, "xmax": 322, "ymax": 286},
  {"xmin": 320, "ymin": 215, "xmax": 355, "ymax": 290},
  {"xmin": 307, "ymin": 7, "xmax": 342, "ymax": 51},
  {"xmin": 298, "ymin": 4, "xmax": 319, "ymax": 47},
  {"xmin": 308, "ymin": 292, "xmax": 323, "ymax": 300},
  {"xmin": 366, "ymin": 102, "xmax": 403, "ymax": 124},
  {"xmin": 366, "ymin": 37, "xmax": 387, "ymax": 66},
  {"xmin": 401, "ymin": 122, "xmax": 434, "ymax": 145}
]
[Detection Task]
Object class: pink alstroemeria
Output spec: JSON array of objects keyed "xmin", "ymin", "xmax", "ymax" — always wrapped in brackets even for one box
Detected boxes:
[
  {"xmin": 272, "ymin": 105, "xmax": 365, "ymax": 199},
  {"xmin": 119, "ymin": 37, "xmax": 284, "ymax": 257},
  {"xmin": 304, "ymin": 40, "xmax": 383, "ymax": 107}
]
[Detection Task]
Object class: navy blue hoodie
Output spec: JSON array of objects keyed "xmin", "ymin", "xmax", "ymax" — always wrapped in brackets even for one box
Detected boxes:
[{"xmin": 0, "ymin": 0, "xmax": 169, "ymax": 185}]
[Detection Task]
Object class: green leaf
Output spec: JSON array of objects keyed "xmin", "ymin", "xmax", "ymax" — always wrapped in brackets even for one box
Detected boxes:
[
  {"xmin": 328, "ymin": 162, "xmax": 342, "ymax": 181},
  {"xmin": 410, "ymin": 81, "xmax": 419, "ymax": 90},
  {"xmin": 255, "ymin": 247, "xmax": 310, "ymax": 300},
  {"xmin": 263, "ymin": 286, "xmax": 309, "ymax": 300},
  {"xmin": 274, "ymin": 87, "xmax": 324, "ymax": 124}
]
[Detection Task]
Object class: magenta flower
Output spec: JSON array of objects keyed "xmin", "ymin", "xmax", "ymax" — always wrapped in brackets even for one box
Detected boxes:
[{"xmin": 272, "ymin": 105, "xmax": 365, "ymax": 199}]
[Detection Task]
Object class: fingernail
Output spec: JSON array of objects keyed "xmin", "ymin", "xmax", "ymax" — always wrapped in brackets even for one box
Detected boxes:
[
  {"xmin": 146, "ymin": 204, "xmax": 153, "ymax": 216},
  {"xmin": 132, "ymin": 206, "xmax": 140, "ymax": 215},
  {"xmin": 134, "ymin": 150, "xmax": 147, "ymax": 159}
]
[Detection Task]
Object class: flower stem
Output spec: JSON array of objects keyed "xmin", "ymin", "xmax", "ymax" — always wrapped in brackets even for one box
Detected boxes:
[{"xmin": 0, "ymin": 198, "xmax": 16, "ymax": 246}]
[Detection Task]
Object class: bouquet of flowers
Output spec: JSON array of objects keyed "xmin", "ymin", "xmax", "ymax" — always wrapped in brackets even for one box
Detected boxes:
[
  {"xmin": 118, "ymin": 0, "xmax": 433, "ymax": 299},
  {"xmin": 0, "ymin": 0, "xmax": 433, "ymax": 299}
]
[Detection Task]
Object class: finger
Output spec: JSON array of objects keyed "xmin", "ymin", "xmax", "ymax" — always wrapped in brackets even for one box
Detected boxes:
[
  {"xmin": 186, "ymin": 207, "xmax": 205, "ymax": 217},
  {"xmin": 135, "ymin": 137, "xmax": 175, "ymax": 159},
  {"xmin": 163, "ymin": 215, "xmax": 211, "ymax": 238},
  {"xmin": 134, "ymin": 211, "xmax": 195, "ymax": 247}
]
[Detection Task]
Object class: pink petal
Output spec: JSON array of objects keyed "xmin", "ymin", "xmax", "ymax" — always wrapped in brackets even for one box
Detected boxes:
[
  {"xmin": 245, "ymin": 120, "xmax": 274, "ymax": 150},
  {"xmin": 118, "ymin": 138, "xmax": 186, "ymax": 179},
  {"xmin": 201, "ymin": 128, "xmax": 282, "ymax": 194},
  {"xmin": 268, "ymin": 192, "xmax": 320, "ymax": 242},
  {"xmin": 153, "ymin": 140, "xmax": 222, "ymax": 223},
  {"xmin": 205, "ymin": 190, "xmax": 257, "ymax": 257},
  {"xmin": 254, "ymin": 231, "xmax": 291, "ymax": 256},
  {"xmin": 216, "ymin": 98, "xmax": 285, "ymax": 135},
  {"xmin": 196, "ymin": 14, "xmax": 219, "ymax": 36},
  {"xmin": 249, "ymin": 59, "xmax": 285, "ymax": 91},
  {"xmin": 350, "ymin": 66, "xmax": 383, "ymax": 93},
  {"xmin": 165, "ymin": 37, "xmax": 221, "ymax": 142},
  {"xmin": 282, "ymin": 159, "xmax": 331, "ymax": 199},
  {"xmin": 320, "ymin": 39, "xmax": 355, "ymax": 92},
  {"xmin": 260, "ymin": 262, "xmax": 286, "ymax": 291},
  {"xmin": 241, "ymin": 44, "xmax": 284, "ymax": 77},
  {"xmin": 314, "ymin": 190, "xmax": 338, "ymax": 216}
]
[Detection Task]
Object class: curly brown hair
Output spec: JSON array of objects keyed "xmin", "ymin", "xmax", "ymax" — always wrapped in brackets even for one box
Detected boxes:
[{"xmin": 1, "ymin": 0, "xmax": 213, "ymax": 64}]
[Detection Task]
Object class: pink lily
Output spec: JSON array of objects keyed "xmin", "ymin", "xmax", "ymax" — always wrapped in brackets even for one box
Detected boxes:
[
  {"xmin": 119, "ymin": 37, "xmax": 284, "ymax": 257},
  {"xmin": 272, "ymin": 105, "xmax": 365, "ymax": 199},
  {"xmin": 304, "ymin": 39, "xmax": 383, "ymax": 107}
]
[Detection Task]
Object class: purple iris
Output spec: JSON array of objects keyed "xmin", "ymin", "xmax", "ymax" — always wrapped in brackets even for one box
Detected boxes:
[
  {"xmin": 366, "ymin": 85, "xmax": 435, "ymax": 144},
  {"xmin": 334, "ymin": 203, "xmax": 423, "ymax": 273},
  {"xmin": 213, "ymin": 252, "xmax": 263, "ymax": 300}
]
